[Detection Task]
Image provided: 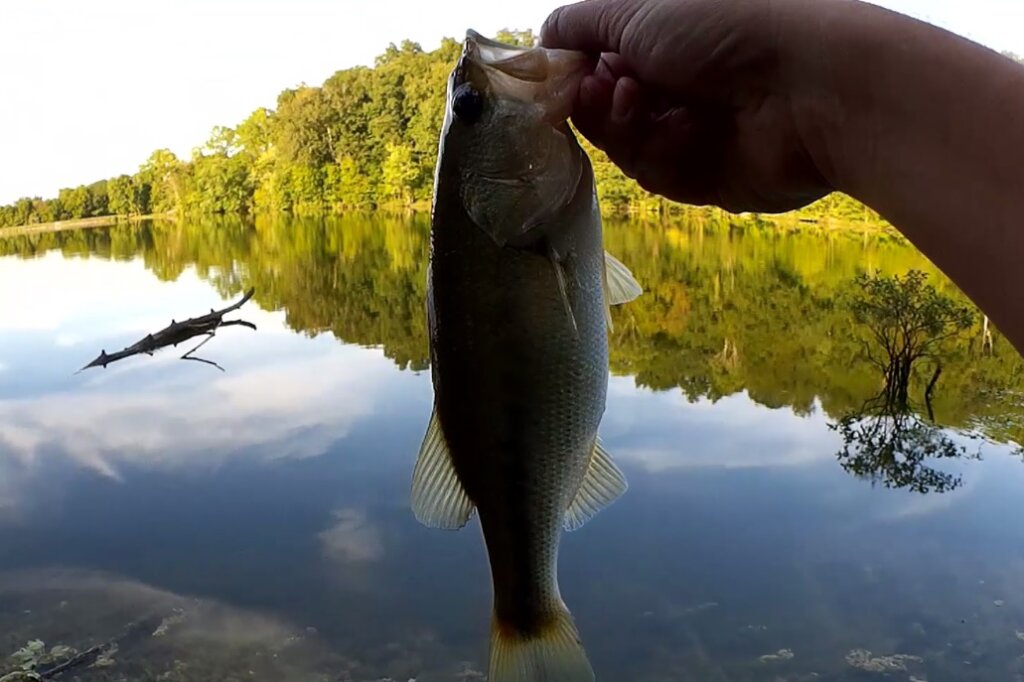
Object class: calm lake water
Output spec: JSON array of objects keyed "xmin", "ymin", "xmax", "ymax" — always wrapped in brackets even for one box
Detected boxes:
[{"xmin": 2, "ymin": 214, "xmax": 1024, "ymax": 681}]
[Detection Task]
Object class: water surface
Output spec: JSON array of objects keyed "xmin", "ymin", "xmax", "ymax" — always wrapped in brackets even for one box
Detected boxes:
[{"xmin": 1, "ymin": 215, "xmax": 1023, "ymax": 681}]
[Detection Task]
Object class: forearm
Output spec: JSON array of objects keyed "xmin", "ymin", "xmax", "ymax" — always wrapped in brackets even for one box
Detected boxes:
[{"xmin": 789, "ymin": 0, "xmax": 1024, "ymax": 350}]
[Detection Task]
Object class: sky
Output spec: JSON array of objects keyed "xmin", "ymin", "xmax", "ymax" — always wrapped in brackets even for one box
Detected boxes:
[{"xmin": 1, "ymin": 0, "xmax": 1021, "ymax": 205}]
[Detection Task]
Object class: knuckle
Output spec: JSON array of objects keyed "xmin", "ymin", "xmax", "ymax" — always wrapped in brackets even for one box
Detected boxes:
[{"xmin": 539, "ymin": 7, "xmax": 565, "ymax": 44}]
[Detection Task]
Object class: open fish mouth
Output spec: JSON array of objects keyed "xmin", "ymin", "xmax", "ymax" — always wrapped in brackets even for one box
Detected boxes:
[{"xmin": 458, "ymin": 29, "xmax": 592, "ymax": 123}]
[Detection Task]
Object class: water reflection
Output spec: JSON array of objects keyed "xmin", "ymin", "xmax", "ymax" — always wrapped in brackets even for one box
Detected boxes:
[
  {"xmin": 4, "ymin": 215, "xmax": 1023, "ymax": 448},
  {"xmin": 2, "ymin": 216, "xmax": 1024, "ymax": 680},
  {"xmin": 0, "ymin": 569, "xmax": 345, "ymax": 681},
  {"xmin": 830, "ymin": 270, "xmax": 984, "ymax": 493}
]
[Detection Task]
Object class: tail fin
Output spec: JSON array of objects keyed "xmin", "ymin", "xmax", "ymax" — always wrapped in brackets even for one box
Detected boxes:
[{"xmin": 489, "ymin": 605, "xmax": 595, "ymax": 682}]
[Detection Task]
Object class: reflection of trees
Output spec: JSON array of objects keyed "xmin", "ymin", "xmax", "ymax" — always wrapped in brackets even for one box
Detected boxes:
[
  {"xmin": 4, "ymin": 217, "xmax": 1024, "ymax": 452},
  {"xmin": 832, "ymin": 271, "xmax": 979, "ymax": 493},
  {"xmin": 832, "ymin": 398, "xmax": 975, "ymax": 494}
]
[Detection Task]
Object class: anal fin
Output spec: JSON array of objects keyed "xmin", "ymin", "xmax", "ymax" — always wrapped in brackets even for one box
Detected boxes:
[
  {"xmin": 410, "ymin": 406, "xmax": 475, "ymax": 529},
  {"xmin": 564, "ymin": 437, "xmax": 628, "ymax": 531}
]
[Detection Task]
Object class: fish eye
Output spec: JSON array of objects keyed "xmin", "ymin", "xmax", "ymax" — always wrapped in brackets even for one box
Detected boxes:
[{"xmin": 452, "ymin": 84, "xmax": 483, "ymax": 123}]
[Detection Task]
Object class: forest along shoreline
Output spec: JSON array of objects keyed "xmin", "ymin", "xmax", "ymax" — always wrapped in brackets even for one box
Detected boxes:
[{"xmin": 0, "ymin": 30, "xmax": 889, "ymax": 234}]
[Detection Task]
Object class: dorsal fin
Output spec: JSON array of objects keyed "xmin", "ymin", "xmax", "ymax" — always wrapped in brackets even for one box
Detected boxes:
[
  {"xmin": 564, "ymin": 438, "xmax": 628, "ymax": 531},
  {"xmin": 410, "ymin": 406, "xmax": 475, "ymax": 529}
]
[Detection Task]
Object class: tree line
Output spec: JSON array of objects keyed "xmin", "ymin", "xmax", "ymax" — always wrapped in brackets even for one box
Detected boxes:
[{"xmin": 0, "ymin": 30, "xmax": 885, "ymax": 230}]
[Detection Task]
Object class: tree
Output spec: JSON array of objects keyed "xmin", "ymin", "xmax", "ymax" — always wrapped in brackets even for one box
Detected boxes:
[
  {"xmin": 380, "ymin": 142, "xmax": 418, "ymax": 204},
  {"xmin": 139, "ymin": 149, "xmax": 186, "ymax": 212},
  {"xmin": 108, "ymin": 175, "xmax": 135, "ymax": 215},
  {"xmin": 274, "ymin": 86, "xmax": 339, "ymax": 168},
  {"xmin": 84, "ymin": 180, "xmax": 109, "ymax": 217},
  {"xmin": 186, "ymin": 149, "xmax": 251, "ymax": 214},
  {"xmin": 334, "ymin": 156, "xmax": 373, "ymax": 208},
  {"xmin": 58, "ymin": 186, "xmax": 91, "ymax": 219},
  {"xmin": 494, "ymin": 28, "xmax": 537, "ymax": 47},
  {"xmin": 847, "ymin": 270, "xmax": 974, "ymax": 410}
]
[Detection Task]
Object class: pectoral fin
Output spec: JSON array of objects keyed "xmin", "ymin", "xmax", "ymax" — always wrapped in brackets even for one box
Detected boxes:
[
  {"xmin": 550, "ymin": 249, "xmax": 579, "ymax": 337},
  {"xmin": 564, "ymin": 438, "xmax": 628, "ymax": 531},
  {"xmin": 603, "ymin": 251, "xmax": 642, "ymax": 305},
  {"xmin": 410, "ymin": 406, "xmax": 475, "ymax": 529},
  {"xmin": 602, "ymin": 251, "xmax": 642, "ymax": 331}
]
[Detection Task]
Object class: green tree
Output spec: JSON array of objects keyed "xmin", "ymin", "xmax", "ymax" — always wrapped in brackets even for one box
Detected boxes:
[
  {"xmin": 108, "ymin": 175, "xmax": 135, "ymax": 215},
  {"xmin": 139, "ymin": 149, "xmax": 186, "ymax": 212},
  {"xmin": 274, "ymin": 86, "xmax": 339, "ymax": 168},
  {"xmin": 58, "ymin": 186, "xmax": 91, "ymax": 219},
  {"xmin": 380, "ymin": 142, "xmax": 418, "ymax": 204},
  {"xmin": 334, "ymin": 156, "xmax": 373, "ymax": 208}
]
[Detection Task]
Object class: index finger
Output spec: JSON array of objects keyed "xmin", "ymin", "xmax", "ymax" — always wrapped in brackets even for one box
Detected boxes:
[{"xmin": 540, "ymin": 0, "xmax": 635, "ymax": 54}]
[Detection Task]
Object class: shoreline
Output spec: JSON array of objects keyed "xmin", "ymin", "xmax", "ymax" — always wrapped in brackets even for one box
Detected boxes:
[
  {"xmin": 0, "ymin": 212, "xmax": 174, "ymax": 238},
  {"xmin": 0, "ymin": 207, "xmax": 894, "ymax": 238}
]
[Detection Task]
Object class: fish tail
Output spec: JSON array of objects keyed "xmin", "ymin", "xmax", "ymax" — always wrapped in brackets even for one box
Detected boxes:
[{"xmin": 488, "ymin": 603, "xmax": 595, "ymax": 682}]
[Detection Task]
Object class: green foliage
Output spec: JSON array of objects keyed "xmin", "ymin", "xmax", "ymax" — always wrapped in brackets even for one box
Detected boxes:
[
  {"xmin": 140, "ymin": 149, "xmax": 186, "ymax": 213},
  {"xmin": 831, "ymin": 270, "xmax": 980, "ymax": 493},
  {"xmin": 380, "ymin": 142, "xmax": 418, "ymax": 203},
  {"xmin": 848, "ymin": 270, "xmax": 974, "ymax": 376},
  {"xmin": 494, "ymin": 29, "xmax": 538, "ymax": 47},
  {"xmin": 0, "ymin": 31, "xmax": 888, "ymax": 229}
]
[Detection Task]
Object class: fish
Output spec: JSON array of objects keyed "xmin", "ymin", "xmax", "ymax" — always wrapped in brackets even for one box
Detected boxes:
[{"xmin": 411, "ymin": 30, "xmax": 643, "ymax": 682}]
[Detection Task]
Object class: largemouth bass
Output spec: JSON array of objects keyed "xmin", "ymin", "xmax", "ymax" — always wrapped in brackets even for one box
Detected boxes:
[{"xmin": 411, "ymin": 30, "xmax": 642, "ymax": 682}]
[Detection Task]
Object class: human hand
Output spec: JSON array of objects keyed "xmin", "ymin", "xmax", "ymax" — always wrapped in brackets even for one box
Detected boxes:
[{"xmin": 541, "ymin": 0, "xmax": 836, "ymax": 212}]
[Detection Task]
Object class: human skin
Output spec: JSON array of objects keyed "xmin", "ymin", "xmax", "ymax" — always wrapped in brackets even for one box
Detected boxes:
[{"xmin": 541, "ymin": 0, "xmax": 1024, "ymax": 352}]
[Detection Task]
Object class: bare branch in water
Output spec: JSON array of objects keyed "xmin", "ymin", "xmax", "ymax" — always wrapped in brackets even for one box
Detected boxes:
[{"xmin": 78, "ymin": 288, "xmax": 257, "ymax": 373}]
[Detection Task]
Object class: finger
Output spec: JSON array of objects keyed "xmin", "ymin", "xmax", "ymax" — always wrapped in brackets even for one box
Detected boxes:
[
  {"xmin": 595, "ymin": 52, "xmax": 632, "ymax": 82},
  {"xmin": 592, "ymin": 77, "xmax": 649, "ymax": 179},
  {"xmin": 599, "ymin": 100, "xmax": 720, "ymax": 206},
  {"xmin": 642, "ymin": 106, "xmax": 736, "ymax": 207},
  {"xmin": 540, "ymin": 0, "xmax": 636, "ymax": 54},
  {"xmin": 611, "ymin": 75, "xmax": 641, "ymax": 124}
]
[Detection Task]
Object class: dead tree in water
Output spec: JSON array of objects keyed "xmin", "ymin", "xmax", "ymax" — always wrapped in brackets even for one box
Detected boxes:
[{"xmin": 78, "ymin": 288, "xmax": 257, "ymax": 372}]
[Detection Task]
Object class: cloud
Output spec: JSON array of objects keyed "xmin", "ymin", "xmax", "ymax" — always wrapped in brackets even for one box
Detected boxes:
[
  {"xmin": 0, "ymin": 346, "xmax": 384, "ymax": 477},
  {"xmin": 0, "ymin": 254, "xmax": 289, "ymax": 339},
  {"xmin": 0, "ymin": 339, "xmax": 419, "ymax": 526},
  {"xmin": 601, "ymin": 380, "xmax": 841, "ymax": 473},
  {"xmin": 318, "ymin": 508, "xmax": 385, "ymax": 564}
]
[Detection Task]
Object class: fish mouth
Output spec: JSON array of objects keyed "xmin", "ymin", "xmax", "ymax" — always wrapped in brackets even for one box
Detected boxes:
[
  {"xmin": 465, "ymin": 29, "xmax": 534, "ymax": 70},
  {"xmin": 458, "ymin": 29, "xmax": 592, "ymax": 123}
]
